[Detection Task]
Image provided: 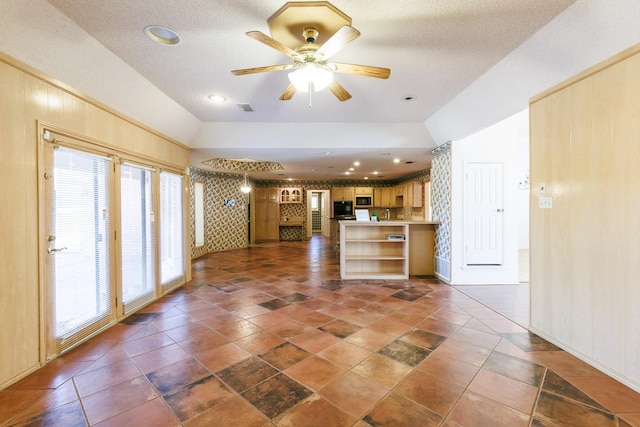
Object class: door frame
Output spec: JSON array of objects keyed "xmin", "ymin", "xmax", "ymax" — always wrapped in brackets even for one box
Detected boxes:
[{"xmin": 306, "ymin": 190, "xmax": 330, "ymax": 238}]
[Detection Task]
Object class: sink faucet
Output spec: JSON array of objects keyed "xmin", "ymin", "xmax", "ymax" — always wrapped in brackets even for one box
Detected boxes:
[{"xmin": 385, "ymin": 209, "xmax": 390, "ymax": 220}]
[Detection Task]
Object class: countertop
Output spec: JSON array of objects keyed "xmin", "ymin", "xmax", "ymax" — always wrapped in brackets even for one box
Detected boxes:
[{"xmin": 338, "ymin": 220, "xmax": 440, "ymax": 225}]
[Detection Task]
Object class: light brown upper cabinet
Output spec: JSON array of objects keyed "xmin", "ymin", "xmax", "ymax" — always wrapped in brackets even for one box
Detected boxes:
[
  {"xmin": 373, "ymin": 187, "xmax": 394, "ymax": 207},
  {"xmin": 354, "ymin": 187, "xmax": 373, "ymax": 196},
  {"xmin": 332, "ymin": 187, "xmax": 354, "ymax": 202},
  {"xmin": 394, "ymin": 181, "xmax": 423, "ymax": 208},
  {"xmin": 406, "ymin": 181, "xmax": 423, "ymax": 208},
  {"xmin": 280, "ymin": 187, "xmax": 302, "ymax": 204}
]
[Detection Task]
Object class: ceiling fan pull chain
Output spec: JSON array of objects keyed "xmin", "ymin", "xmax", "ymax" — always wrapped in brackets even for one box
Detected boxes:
[{"xmin": 308, "ymin": 81, "xmax": 314, "ymax": 108}]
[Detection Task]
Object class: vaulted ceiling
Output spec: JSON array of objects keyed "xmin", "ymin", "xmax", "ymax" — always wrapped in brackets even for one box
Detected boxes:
[{"xmin": 9, "ymin": 1, "xmax": 584, "ymax": 180}]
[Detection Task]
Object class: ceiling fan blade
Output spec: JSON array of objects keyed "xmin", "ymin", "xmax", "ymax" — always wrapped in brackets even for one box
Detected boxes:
[
  {"xmin": 246, "ymin": 31, "xmax": 298, "ymax": 58},
  {"xmin": 317, "ymin": 25, "xmax": 361, "ymax": 59},
  {"xmin": 231, "ymin": 64, "xmax": 292, "ymax": 76},
  {"xmin": 331, "ymin": 62, "xmax": 391, "ymax": 79},
  {"xmin": 279, "ymin": 83, "xmax": 296, "ymax": 101},
  {"xmin": 328, "ymin": 80, "xmax": 352, "ymax": 102}
]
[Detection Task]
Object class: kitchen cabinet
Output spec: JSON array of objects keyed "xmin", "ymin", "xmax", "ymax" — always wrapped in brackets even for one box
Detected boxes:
[
  {"xmin": 280, "ymin": 187, "xmax": 302, "ymax": 203},
  {"xmin": 374, "ymin": 187, "xmax": 394, "ymax": 207},
  {"xmin": 254, "ymin": 187, "xmax": 280, "ymax": 241},
  {"xmin": 408, "ymin": 181, "xmax": 423, "ymax": 208},
  {"xmin": 354, "ymin": 187, "xmax": 373, "ymax": 196},
  {"xmin": 332, "ymin": 186, "xmax": 354, "ymax": 202},
  {"xmin": 394, "ymin": 181, "xmax": 423, "ymax": 208}
]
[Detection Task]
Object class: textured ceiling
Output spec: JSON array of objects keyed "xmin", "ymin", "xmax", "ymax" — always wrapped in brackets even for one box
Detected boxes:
[{"xmin": 44, "ymin": 0, "xmax": 575, "ymax": 180}]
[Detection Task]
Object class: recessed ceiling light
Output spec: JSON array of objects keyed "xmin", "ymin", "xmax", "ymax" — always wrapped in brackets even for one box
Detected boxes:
[
  {"xmin": 364, "ymin": 176, "xmax": 369, "ymax": 180},
  {"xmin": 288, "ymin": 178, "xmax": 293, "ymax": 181},
  {"xmin": 208, "ymin": 94, "xmax": 227, "ymax": 103},
  {"xmin": 144, "ymin": 25, "xmax": 181, "ymax": 46},
  {"xmin": 353, "ymin": 161, "xmax": 360, "ymax": 166},
  {"xmin": 345, "ymin": 171, "xmax": 350, "ymax": 175},
  {"xmin": 373, "ymin": 171, "xmax": 379, "ymax": 175},
  {"xmin": 393, "ymin": 158, "xmax": 401, "ymax": 163},
  {"xmin": 349, "ymin": 167, "xmax": 355, "ymax": 171}
]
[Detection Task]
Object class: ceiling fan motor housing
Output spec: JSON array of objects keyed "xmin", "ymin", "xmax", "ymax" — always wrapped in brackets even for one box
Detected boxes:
[{"xmin": 267, "ymin": 1, "xmax": 352, "ymax": 49}]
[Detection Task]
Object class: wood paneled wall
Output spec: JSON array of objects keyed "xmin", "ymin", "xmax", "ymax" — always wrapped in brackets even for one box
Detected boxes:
[
  {"xmin": 529, "ymin": 43, "xmax": 640, "ymax": 390},
  {"xmin": 0, "ymin": 52, "xmax": 190, "ymax": 388}
]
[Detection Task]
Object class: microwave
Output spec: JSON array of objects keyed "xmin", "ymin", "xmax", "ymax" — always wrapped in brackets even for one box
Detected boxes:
[{"xmin": 355, "ymin": 196, "xmax": 372, "ymax": 206}]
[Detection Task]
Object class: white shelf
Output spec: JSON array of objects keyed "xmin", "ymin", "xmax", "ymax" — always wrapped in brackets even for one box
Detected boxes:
[
  {"xmin": 342, "ymin": 272, "xmax": 408, "ymax": 280},
  {"xmin": 340, "ymin": 222, "xmax": 409, "ymax": 280},
  {"xmin": 344, "ymin": 239, "xmax": 404, "ymax": 243}
]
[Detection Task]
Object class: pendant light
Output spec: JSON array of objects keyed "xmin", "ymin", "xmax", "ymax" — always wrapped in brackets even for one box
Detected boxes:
[{"xmin": 240, "ymin": 172, "xmax": 251, "ymax": 193}]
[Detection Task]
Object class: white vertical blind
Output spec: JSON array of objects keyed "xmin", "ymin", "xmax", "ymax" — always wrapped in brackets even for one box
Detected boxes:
[
  {"xmin": 120, "ymin": 163, "xmax": 155, "ymax": 311},
  {"xmin": 160, "ymin": 171, "xmax": 184, "ymax": 287},
  {"xmin": 50, "ymin": 147, "xmax": 112, "ymax": 346}
]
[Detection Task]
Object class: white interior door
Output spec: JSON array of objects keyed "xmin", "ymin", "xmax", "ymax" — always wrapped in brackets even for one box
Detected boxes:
[
  {"xmin": 464, "ymin": 162, "xmax": 504, "ymax": 265},
  {"xmin": 44, "ymin": 142, "xmax": 114, "ymax": 358}
]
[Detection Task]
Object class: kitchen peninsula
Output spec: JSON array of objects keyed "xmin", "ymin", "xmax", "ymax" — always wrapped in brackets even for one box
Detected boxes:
[{"xmin": 339, "ymin": 220, "xmax": 439, "ymax": 280}]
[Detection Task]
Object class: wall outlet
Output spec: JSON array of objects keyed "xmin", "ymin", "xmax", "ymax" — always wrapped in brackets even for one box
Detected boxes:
[{"xmin": 539, "ymin": 196, "xmax": 553, "ymax": 209}]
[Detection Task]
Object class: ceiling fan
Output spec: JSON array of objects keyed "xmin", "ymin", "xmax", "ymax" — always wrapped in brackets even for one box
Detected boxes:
[{"xmin": 231, "ymin": 3, "xmax": 390, "ymax": 103}]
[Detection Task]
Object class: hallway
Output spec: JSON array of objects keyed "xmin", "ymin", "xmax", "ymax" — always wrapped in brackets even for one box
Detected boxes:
[{"xmin": 1, "ymin": 236, "xmax": 639, "ymax": 426}]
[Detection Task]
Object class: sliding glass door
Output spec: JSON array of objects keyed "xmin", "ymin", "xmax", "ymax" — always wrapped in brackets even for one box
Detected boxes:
[
  {"xmin": 160, "ymin": 171, "xmax": 185, "ymax": 290},
  {"xmin": 44, "ymin": 144, "xmax": 113, "ymax": 357},
  {"xmin": 120, "ymin": 163, "xmax": 155, "ymax": 313},
  {"xmin": 42, "ymin": 130, "xmax": 187, "ymax": 358}
]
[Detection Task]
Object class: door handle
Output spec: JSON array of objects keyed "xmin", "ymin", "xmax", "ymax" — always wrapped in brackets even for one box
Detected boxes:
[
  {"xmin": 47, "ymin": 247, "xmax": 68, "ymax": 254},
  {"xmin": 496, "ymin": 209, "xmax": 504, "ymax": 212}
]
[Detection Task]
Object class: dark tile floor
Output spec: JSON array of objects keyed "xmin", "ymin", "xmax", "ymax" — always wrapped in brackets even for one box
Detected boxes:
[{"xmin": 2, "ymin": 235, "xmax": 640, "ymax": 426}]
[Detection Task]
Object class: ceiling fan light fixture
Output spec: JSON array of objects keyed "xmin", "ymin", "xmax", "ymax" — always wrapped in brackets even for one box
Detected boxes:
[{"xmin": 288, "ymin": 64, "xmax": 333, "ymax": 92}]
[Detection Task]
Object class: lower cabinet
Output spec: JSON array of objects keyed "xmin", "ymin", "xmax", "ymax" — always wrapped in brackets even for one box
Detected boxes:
[{"xmin": 340, "ymin": 222, "xmax": 409, "ymax": 279}]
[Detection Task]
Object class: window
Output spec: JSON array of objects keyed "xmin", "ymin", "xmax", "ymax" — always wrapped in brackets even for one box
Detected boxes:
[{"xmin": 194, "ymin": 181, "xmax": 205, "ymax": 247}]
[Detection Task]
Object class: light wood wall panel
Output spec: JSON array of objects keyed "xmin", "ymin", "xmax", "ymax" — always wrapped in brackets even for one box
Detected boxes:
[
  {"xmin": 0, "ymin": 60, "xmax": 40, "ymax": 384},
  {"xmin": 0, "ymin": 53, "xmax": 190, "ymax": 388},
  {"xmin": 530, "ymin": 43, "xmax": 640, "ymax": 390}
]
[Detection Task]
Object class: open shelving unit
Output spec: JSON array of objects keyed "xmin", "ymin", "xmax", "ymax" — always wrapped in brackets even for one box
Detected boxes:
[{"xmin": 340, "ymin": 222, "xmax": 409, "ymax": 279}]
